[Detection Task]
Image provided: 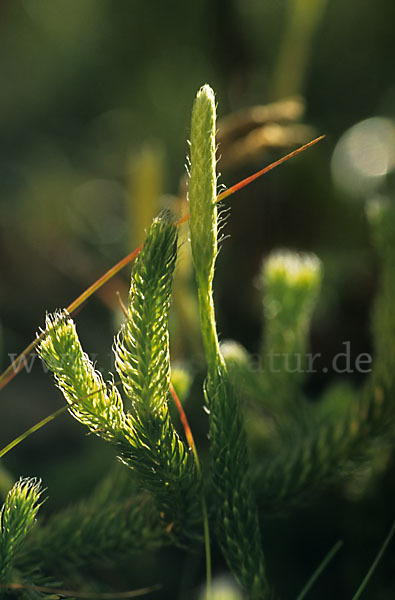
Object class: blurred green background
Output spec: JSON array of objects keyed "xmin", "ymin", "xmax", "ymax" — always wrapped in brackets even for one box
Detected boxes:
[{"xmin": 1, "ymin": 0, "xmax": 395, "ymax": 598}]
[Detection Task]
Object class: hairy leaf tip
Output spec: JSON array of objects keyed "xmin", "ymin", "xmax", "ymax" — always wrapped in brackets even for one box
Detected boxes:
[{"xmin": 189, "ymin": 83, "xmax": 217, "ymax": 288}]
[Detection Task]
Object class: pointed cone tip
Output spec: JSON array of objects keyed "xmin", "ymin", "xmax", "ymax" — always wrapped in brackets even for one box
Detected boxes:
[{"xmin": 197, "ymin": 84, "xmax": 215, "ymax": 103}]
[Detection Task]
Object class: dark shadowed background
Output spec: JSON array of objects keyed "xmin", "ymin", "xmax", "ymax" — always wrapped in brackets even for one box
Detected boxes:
[{"xmin": 1, "ymin": 1, "xmax": 395, "ymax": 598}]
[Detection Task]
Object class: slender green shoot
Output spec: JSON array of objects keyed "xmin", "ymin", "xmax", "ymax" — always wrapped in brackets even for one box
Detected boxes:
[
  {"xmin": 351, "ymin": 521, "xmax": 395, "ymax": 600},
  {"xmin": 189, "ymin": 84, "xmax": 268, "ymax": 598},
  {"xmin": 295, "ymin": 540, "xmax": 343, "ymax": 600},
  {"xmin": 0, "ymin": 384, "xmax": 121, "ymax": 459},
  {"xmin": 0, "ymin": 405, "xmax": 67, "ymax": 459}
]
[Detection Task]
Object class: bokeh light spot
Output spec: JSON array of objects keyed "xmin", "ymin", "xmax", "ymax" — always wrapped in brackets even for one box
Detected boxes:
[{"xmin": 331, "ymin": 117, "xmax": 395, "ymax": 198}]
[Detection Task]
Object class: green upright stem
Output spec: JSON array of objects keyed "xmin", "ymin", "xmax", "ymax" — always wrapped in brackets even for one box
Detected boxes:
[
  {"xmin": 189, "ymin": 84, "xmax": 269, "ymax": 598},
  {"xmin": 197, "ymin": 287, "xmax": 224, "ymax": 379}
]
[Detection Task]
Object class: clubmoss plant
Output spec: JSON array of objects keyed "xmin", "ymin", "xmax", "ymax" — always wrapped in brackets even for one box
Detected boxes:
[
  {"xmin": 189, "ymin": 85, "xmax": 268, "ymax": 598},
  {"xmin": 38, "ymin": 211, "xmax": 200, "ymax": 539},
  {"xmin": 0, "ymin": 478, "xmax": 42, "ymax": 584},
  {"xmin": 1, "ymin": 84, "xmax": 395, "ymax": 599}
]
